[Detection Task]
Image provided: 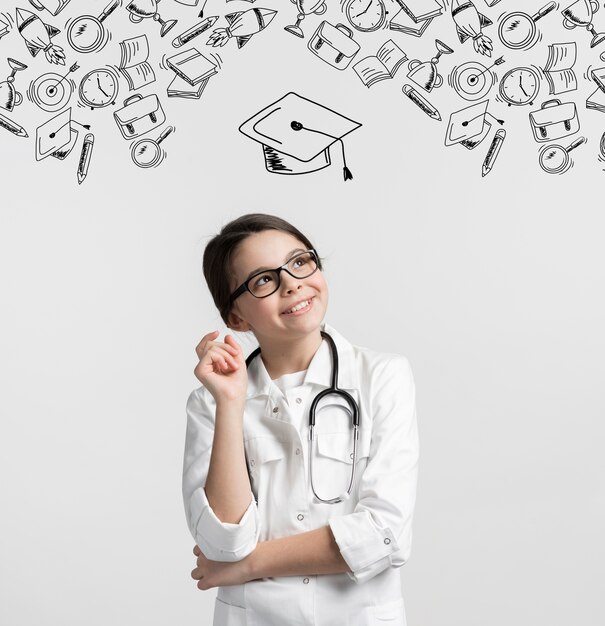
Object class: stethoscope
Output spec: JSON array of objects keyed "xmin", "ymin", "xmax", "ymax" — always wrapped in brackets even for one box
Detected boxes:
[{"xmin": 245, "ymin": 330, "xmax": 360, "ymax": 504}]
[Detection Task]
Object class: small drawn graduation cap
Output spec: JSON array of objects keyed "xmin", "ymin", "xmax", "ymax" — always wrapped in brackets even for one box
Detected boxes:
[
  {"xmin": 444, "ymin": 100, "xmax": 504, "ymax": 146},
  {"xmin": 239, "ymin": 92, "xmax": 362, "ymax": 181}
]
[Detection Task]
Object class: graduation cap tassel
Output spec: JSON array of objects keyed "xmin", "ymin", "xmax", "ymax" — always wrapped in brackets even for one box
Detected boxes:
[{"xmin": 339, "ymin": 139, "xmax": 353, "ymax": 181}]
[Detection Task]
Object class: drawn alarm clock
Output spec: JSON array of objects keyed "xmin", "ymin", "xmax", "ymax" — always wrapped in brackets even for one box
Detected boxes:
[
  {"xmin": 78, "ymin": 68, "xmax": 119, "ymax": 109},
  {"xmin": 498, "ymin": 67, "xmax": 541, "ymax": 106},
  {"xmin": 345, "ymin": 0, "xmax": 387, "ymax": 32}
]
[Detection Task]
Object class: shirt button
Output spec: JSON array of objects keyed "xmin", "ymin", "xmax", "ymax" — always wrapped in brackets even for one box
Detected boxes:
[
  {"xmin": 272, "ymin": 407, "xmax": 279, "ymax": 413},
  {"xmin": 384, "ymin": 538, "xmax": 391, "ymax": 545},
  {"xmin": 303, "ymin": 577, "xmax": 309, "ymax": 584},
  {"xmin": 297, "ymin": 513, "xmax": 304, "ymax": 521},
  {"xmin": 296, "ymin": 448, "xmax": 301, "ymax": 455},
  {"xmin": 296, "ymin": 397, "xmax": 302, "ymax": 404}
]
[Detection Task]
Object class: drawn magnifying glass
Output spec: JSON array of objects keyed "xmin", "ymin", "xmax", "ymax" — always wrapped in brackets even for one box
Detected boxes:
[
  {"xmin": 67, "ymin": 0, "xmax": 120, "ymax": 53},
  {"xmin": 498, "ymin": 2, "xmax": 557, "ymax": 50},
  {"xmin": 131, "ymin": 125, "xmax": 174, "ymax": 168},
  {"xmin": 538, "ymin": 136, "xmax": 586, "ymax": 174}
]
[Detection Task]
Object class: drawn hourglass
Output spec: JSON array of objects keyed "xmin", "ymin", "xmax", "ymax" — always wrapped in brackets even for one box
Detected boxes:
[
  {"xmin": 562, "ymin": 0, "xmax": 605, "ymax": 48},
  {"xmin": 0, "ymin": 58, "xmax": 27, "ymax": 112},
  {"xmin": 407, "ymin": 39, "xmax": 454, "ymax": 92},
  {"xmin": 284, "ymin": 0, "xmax": 327, "ymax": 38},
  {"xmin": 126, "ymin": 0, "xmax": 178, "ymax": 37}
]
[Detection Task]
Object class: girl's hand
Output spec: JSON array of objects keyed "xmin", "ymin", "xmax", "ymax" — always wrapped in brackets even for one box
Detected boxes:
[
  {"xmin": 194, "ymin": 331, "xmax": 248, "ymax": 404},
  {"xmin": 191, "ymin": 544, "xmax": 253, "ymax": 590}
]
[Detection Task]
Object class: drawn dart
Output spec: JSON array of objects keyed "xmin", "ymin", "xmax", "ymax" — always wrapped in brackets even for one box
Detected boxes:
[
  {"xmin": 16, "ymin": 8, "xmax": 66, "ymax": 65},
  {"xmin": 206, "ymin": 8, "xmax": 277, "ymax": 48}
]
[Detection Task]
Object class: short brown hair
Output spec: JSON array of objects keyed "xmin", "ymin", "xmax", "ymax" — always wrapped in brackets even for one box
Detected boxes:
[{"xmin": 203, "ymin": 213, "xmax": 323, "ymax": 326}]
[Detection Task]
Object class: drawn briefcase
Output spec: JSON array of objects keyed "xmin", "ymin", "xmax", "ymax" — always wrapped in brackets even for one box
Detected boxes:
[
  {"xmin": 529, "ymin": 99, "xmax": 579, "ymax": 142},
  {"xmin": 113, "ymin": 93, "xmax": 166, "ymax": 140},
  {"xmin": 308, "ymin": 22, "xmax": 360, "ymax": 70}
]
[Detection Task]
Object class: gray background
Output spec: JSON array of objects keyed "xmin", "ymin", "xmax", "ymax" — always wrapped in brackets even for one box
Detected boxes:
[{"xmin": 1, "ymin": 0, "xmax": 604, "ymax": 624}]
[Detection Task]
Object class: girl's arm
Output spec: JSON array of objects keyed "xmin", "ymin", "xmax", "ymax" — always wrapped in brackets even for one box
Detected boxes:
[{"xmin": 244, "ymin": 526, "xmax": 351, "ymax": 579}]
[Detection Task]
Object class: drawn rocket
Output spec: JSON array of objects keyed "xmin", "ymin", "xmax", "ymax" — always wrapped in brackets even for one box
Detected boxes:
[
  {"xmin": 15, "ymin": 8, "xmax": 66, "ymax": 65},
  {"xmin": 451, "ymin": 0, "xmax": 493, "ymax": 57},
  {"xmin": 206, "ymin": 8, "xmax": 277, "ymax": 48}
]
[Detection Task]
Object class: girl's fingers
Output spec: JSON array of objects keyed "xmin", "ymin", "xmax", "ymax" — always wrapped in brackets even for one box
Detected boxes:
[{"xmin": 195, "ymin": 331, "xmax": 220, "ymax": 356}]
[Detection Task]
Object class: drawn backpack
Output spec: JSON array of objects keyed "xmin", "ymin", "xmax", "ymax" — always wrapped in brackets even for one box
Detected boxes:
[
  {"xmin": 113, "ymin": 93, "xmax": 166, "ymax": 140},
  {"xmin": 529, "ymin": 99, "xmax": 580, "ymax": 143}
]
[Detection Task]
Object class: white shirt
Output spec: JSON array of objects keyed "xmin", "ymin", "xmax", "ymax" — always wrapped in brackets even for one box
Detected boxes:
[{"xmin": 182, "ymin": 321, "xmax": 419, "ymax": 626}]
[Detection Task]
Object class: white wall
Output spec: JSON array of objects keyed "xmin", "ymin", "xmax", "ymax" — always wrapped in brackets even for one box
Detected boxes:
[{"xmin": 1, "ymin": 1, "xmax": 603, "ymax": 624}]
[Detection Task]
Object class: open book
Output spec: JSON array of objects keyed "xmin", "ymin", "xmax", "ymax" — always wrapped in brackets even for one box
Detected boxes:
[
  {"xmin": 542, "ymin": 42, "xmax": 577, "ymax": 95},
  {"xmin": 353, "ymin": 39, "xmax": 407, "ymax": 88},
  {"xmin": 119, "ymin": 35, "xmax": 156, "ymax": 91}
]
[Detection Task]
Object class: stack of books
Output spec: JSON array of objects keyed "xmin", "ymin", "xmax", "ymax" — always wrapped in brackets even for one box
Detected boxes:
[
  {"xmin": 387, "ymin": 0, "xmax": 443, "ymax": 37},
  {"xmin": 166, "ymin": 48, "xmax": 218, "ymax": 99},
  {"xmin": 587, "ymin": 67, "xmax": 605, "ymax": 113}
]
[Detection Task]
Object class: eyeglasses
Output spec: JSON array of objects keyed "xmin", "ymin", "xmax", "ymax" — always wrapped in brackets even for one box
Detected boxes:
[{"xmin": 229, "ymin": 249, "xmax": 319, "ymax": 302}]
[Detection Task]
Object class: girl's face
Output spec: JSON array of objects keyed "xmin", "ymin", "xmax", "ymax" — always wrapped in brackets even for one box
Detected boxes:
[{"xmin": 227, "ymin": 230, "xmax": 328, "ymax": 343}]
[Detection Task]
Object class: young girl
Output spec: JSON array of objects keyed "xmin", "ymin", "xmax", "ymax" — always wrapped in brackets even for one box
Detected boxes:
[{"xmin": 183, "ymin": 213, "xmax": 419, "ymax": 625}]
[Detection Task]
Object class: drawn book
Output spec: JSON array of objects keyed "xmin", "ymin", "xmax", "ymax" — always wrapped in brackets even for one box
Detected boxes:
[
  {"xmin": 167, "ymin": 74, "xmax": 211, "ymax": 99},
  {"xmin": 387, "ymin": 0, "xmax": 434, "ymax": 37},
  {"xmin": 119, "ymin": 35, "xmax": 155, "ymax": 90},
  {"xmin": 542, "ymin": 42, "xmax": 577, "ymax": 95},
  {"xmin": 586, "ymin": 67, "xmax": 605, "ymax": 112},
  {"xmin": 165, "ymin": 48, "xmax": 217, "ymax": 86},
  {"xmin": 395, "ymin": 0, "xmax": 443, "ymax": 23},
  {"xmin": 353, "ymin": 39, "xmax": 407, "ymax": 88}
]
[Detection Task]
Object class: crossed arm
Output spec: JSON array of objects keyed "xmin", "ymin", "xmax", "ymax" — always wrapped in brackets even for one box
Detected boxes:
[{"xmin": 191, "ymin": 525, "xmax": 350, "ymax": 590}]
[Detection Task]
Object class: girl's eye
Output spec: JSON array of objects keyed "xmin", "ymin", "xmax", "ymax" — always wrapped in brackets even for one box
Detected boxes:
[{"xmin": 253, "ymin": 273, "xmax": 273, "ymax": 288}]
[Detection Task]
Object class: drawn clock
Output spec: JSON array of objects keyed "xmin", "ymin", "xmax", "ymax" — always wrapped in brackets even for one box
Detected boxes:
[
  {"xmin": 345, "ymin": 0, "xmax": 387, "ymax": 32},
  {"xmin": 499, "ymin": 67, "xmax": 540, "ymax": 106},
  {"xmin": 78, "ymin": 68, "xmax": 120, "ymax": 109}
]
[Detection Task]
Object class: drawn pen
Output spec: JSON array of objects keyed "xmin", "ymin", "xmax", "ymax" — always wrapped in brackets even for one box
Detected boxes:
[
  {"xmin": 77, "ymin": 133, "xmax": 94, "ymax": 185},
  {"xmin": 172, "ymin": 15, "xmax": 219, "ymax": 48},
  {"xmin": 402, "ymin": 84, "xmax": 441, "ymax": 121},
  {"xmin": 0, "ymin": 111, "xmax": 28, "ymax": 137},
  {"xmin": 482, "ymin": 128, "xmax": 506, "ymax": 177}
]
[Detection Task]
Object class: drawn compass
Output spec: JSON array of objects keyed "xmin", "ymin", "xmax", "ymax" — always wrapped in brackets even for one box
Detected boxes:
[
  {"xmin": 78, "ymin": 68, "xmax": 119, "ymax": 109},
  {"xmin": 499, "ymin": 67, "xmax": 540, "ymax": 106},
  {"xmin": 345, "ymin": 0, "xmax": 387, "ymax": 32}
]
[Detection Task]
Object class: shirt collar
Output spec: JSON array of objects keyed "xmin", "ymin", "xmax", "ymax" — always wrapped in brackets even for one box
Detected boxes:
[{"xmin": 245, "ymin": 321, "xmax": 358, "ymax": 399}]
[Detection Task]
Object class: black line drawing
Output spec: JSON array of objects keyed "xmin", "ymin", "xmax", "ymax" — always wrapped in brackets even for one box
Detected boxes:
[
  {"xmin": 484, "ymin": 0, "xmax": 502, "ymax": 6},
  {"xmin": 407, "ymin": 39, "xmax": 453, "ymax": 92},
  {"xmin": 16, "ymin": 8, "xmax": 66, "ymax": 65},
  {"xmin": 402, "ymin": 83, "xmax": 441, "ymax": 120},
  {"xmin": 529, "ymin": 98, "xmax": 580, "ymax": 142},
  {"xmin": 586, "ymin": 65, "xmax": 605, "ymax": 112},
  {"xmin": 166, "ymin": 47, "xmax": 217, "ymax": 99},
  {"xmin": 285, "ymin": 0, "xmax": 326, "ymax": 38},
  {"xmin": 385, "ymin": 0, "xmax": 437, "ymax": 37},
  {"xmin": 126, "ymin": 0, "xmax": 177, "ymax": 37},
  {"xmin": 539, "ymin": 136, "xmax": 585, "ymax": 173},
  {"xmin": 449, "ymin": 57, "xmax": 504, "ymax": 101},
  {"xmin": 27, "ymin": 0, "xmax": 71, "ymax": 16},
  {"xmin": 172, "ymin": 15, "xmax": 218, "ymax": 48},
  {"xmin": 79, "ymin": 67, "xmax": 119, "ymax": 109},
  {"xmin": 77, "ymin": 132, "xmax": 94, "ymax": 184},
  {"xmin": 451, "ymin": 0, "xmax": 493, "ymax": 56},
  {"xmin": 28, "ymin": 64, "xmax": 78, "ymax": 112},
  {"xmin": 542, "ymin": 42, "xmax": 577, "ymax": 94},
  {"xmin": 444, "ymin": 100, "xmax": 504, "ymax": 147},
  {"xmin": 353, "ymin": 39, "xmax": 407, "ymax": 87},
  {"xmin": 35, "ymin": 107, "xmax": 78, "ymax": 160},
  {"xmin": 343, "ymin": 0, "xmax": 387, "ymax": 33},
  {"xmin": 498, "ymin": 2, "xmax": 557, "ymax": 50},
  {"xmin": 67, "ymin": 0, "xmax": 119, "ymax": 54},
  {"xmin": 131, "ymin": 125, "xmax": 174, "ymax": 168},
  {"xmin": 0, "ymin": 13, "xmax": 13, "ymax": 40},
  {"xmin": 482, "ymin": 128, "xmax": 506, "ymax": 177},
  {"xmin": 498, "ymin": 66, "xmax": 541, "ymax": 106},
  {"xmin": 0, "ymin": 58, "xmax": 27, "ymax": 112},
  {"xmin": 239, "ymin": 92, "xmax": 362, "ymax": 180},
  {"xmin": 308, "ymin": 22, "xmax": 360, "ymax": 70},
  {"xmin": 600, "ymin": 132, "xmax": 605, "ymax": 161},
  {"xmin": 113, "ymin": 93, "xmax": 166, "ymax": 139},
  {"xmin": 207, "ymin": 8, "xmax": 277, "ymax": 47},
  {"xmin": 0, "ymin": 110, "xmax": 28, "ymax": 137},
  {"xmin": 119, "ymin": 35, "xmax": 156, "ymax": 90},
  {"xmin": 175, "ymin": 0, "xmax": 204, "ymax": 5},
  {"xmin": 562, "ymin": 0, "xmax": 605, "ymax": 48}
]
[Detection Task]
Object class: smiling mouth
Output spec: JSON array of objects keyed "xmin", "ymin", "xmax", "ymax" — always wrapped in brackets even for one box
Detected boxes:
[{"xmin": 282, "ymin": 297, "xmax": 314, "ymax": 315}]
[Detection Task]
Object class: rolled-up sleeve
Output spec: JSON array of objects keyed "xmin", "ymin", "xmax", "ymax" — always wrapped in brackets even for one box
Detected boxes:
[
  {"xmin": 328, "ymin": 355, "xmax": 419, "ymax": 584},
  {"xmin": 182, "ymin": 387, "xmax": 260, "ymax": 562}
]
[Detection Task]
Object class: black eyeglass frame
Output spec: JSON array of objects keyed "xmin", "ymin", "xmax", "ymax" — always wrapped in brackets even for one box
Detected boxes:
[{"xmin": 229, "ymin": 249, "xmax": 320, "ymax": 303}]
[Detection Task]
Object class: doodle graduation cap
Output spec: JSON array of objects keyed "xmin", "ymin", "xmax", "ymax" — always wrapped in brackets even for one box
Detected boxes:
[
  {"xmin": 444, "ymin": 99, "xmax": 504, "ymax": 146},
  {"xmin": 239, "ymin": 92, "xmax": 362, "ymax": 180}
]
